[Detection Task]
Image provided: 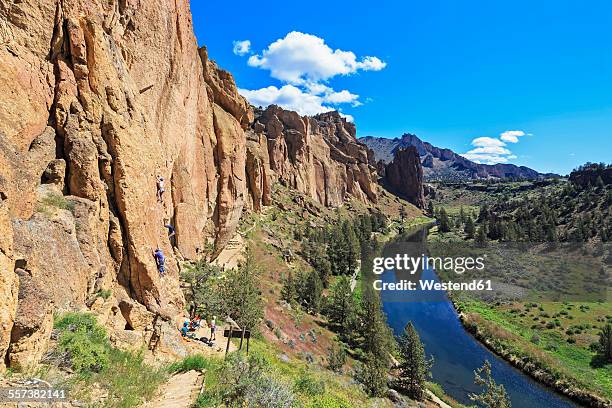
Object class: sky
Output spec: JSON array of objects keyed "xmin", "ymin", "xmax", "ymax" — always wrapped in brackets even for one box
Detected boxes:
[{"xmin": 191, "ymin": 0, "xmax": 612, "ymax": 175}]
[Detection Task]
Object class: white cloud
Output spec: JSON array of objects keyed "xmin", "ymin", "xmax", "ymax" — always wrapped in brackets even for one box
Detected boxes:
[
  {"xmin": 239, "ymin": 85, "xmax": 333, "ymax": 117},
  {"xmin": 471, "ymin": 137, "xmax": 507, "ymax": 148},
  {"xmin": 247, "ymin": 31, "xmax": 386, "ymax": 84},
  {"xmin": 239, "ymin": 32, "xmax": 386, "ymax": 121},
  {"xmin": 232, "ymin": 40, "xmax": 251, "ymax": 56},
  {"xmin": 500, "ymin": 130, "xmax": 526, "ymax": 143},
  {"xmin": 461, "ymin": 130, "xmax": 532, "ymax": 164}
]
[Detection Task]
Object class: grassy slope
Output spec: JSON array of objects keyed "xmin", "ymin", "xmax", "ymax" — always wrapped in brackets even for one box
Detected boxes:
[{"xmin": 429, "ymin": 182, "xmax": 612, "ymax": 403}]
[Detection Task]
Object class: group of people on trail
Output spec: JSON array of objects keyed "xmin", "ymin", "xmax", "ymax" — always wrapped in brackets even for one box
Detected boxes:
[
  {"xmin": 152, "ymin": 174, "xmax": 178, "ymax": 275},
  {"xmin": 180, "ymin": 315, "xmax": 217, "ymax": 345}
]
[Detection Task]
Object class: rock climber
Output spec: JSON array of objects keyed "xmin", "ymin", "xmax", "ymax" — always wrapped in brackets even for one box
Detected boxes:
[
  {"xmin": 156, "ymin": 175, "xmax": 165, "ymax": 202},
  {"xmin": 165, "ymin": 223, "xmax": 176, "ymax": 246},
  {"xmin": 153, "ymin": 248, "xmax": 165, "ymax": 274},
  {"xmin": 180, "ymin": 321, "xmax": 189, "ymax": 337}
]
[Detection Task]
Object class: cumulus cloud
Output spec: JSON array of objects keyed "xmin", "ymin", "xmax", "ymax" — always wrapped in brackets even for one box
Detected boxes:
[
  {"xmin": 246, "ymin": 31, "xmax": 386, "ymax": 84},
  {"xmin": 471, "ymin": 137, "xmax": 507, "ymax": 148},
  {"xmin": 461, "ymin": 131, "xmax": 530, "ymax": 164},
  {"xmin": 238, "ymin": 85, "xmax": 357, "ymax": 121},
  {"xmin": 232, "ymin": 40, "xmax": 251, "ymax": 56},
  {"xmin": 500, "ymin": 130, "xmax": 526, "ymax": 143},
  {"xmin": 238, "ymin": 32, "xmax": 385, "ymax": 120},
  {"xmin": 239, "ymin": 85, "xmax": 332, "ymax": 117}
]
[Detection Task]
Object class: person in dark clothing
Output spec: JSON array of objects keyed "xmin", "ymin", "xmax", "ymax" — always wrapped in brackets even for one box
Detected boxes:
[
  {"xmin": 153, "ymin": 248, "xmax": 165, "ymax": 274},
  {"xmin": 165, "ymin": 224, "xmax": 176, "ymax": 247}
]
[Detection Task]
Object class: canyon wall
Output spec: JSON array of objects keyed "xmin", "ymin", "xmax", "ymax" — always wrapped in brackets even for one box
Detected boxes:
[
  {"xmin": 0, "ymin": 0, "xmax": 379, "ymax": 369},
  {"xmin": 384, "ymin": 146, "xmax": 425, "ymax": 208}
]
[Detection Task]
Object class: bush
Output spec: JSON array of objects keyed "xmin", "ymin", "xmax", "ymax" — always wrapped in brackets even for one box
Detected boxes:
[
  {"xmin": 54, "ymin": 313, "xmax": 110, "ymax": 373},
  {"xmin": 293, "ymin": 370, "xmax": 325, "ymax": 396},
  {"xmin": 220, "ymin": 352, "xmax": 294, "ymax": 408},
  {"xmin": 306, "ymin": 395, "xmax": 352, "ymax": 408},
  {"xmin": 168, "ymin": 354, "xmax": 211, "ymax": 373},
  {"xmin": 326, "ymin": 344, "xmax": 347, "ymax": 373},
  {"xmin": 38, "ymin": 192, "xmax": 75, "ymax": 213}
]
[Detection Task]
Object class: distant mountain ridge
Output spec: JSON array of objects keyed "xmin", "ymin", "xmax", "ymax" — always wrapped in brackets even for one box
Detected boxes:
[{"xmin": 359, "ymin": 133, "xmax": 558, "ymax": 181}]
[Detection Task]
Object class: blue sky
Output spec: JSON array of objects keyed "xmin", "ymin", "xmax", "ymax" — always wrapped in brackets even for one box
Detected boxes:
[{"xmin": 191, "ymin": 0, "xmax": 611, "ymax": 175}]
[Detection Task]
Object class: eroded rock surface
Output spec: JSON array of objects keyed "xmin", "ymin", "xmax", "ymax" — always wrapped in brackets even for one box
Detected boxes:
[
  {"xmin": 384, "ymin": 146, "xmax": 425, "ymax": 208},
  {"xmin": 0, "ymin": 0, "xmax": 383, "ymax": 370}
]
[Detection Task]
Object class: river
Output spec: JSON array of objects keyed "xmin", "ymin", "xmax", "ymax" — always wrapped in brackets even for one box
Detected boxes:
[{"xmin": 377, "ymin": 227, "xmax": 582, "ymax": 407}]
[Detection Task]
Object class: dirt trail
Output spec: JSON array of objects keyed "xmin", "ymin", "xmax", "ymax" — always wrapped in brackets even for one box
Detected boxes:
[{"xmin": 143, "ymin": 370, "xmax": 203, "ymax": 408}]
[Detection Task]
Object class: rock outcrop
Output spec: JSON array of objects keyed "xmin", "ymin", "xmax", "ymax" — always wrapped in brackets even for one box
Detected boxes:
[
  {"xmin": 384, "ymin": 147, "xmax": 425, "ymax": 208},
  {"xmin": 0, "ymin": 0, "xmax": 380, "ymax": 370},
  {"xmin": 0, "ymin": 0, "xmax": 253, "ymax": 369},
  {"xmin": 360, "ymin": 134, "xmax": 559, "ymax": 181},
  {"xmin": 248, "ymin": 106, "xmax": 378, "ymax": 208}
]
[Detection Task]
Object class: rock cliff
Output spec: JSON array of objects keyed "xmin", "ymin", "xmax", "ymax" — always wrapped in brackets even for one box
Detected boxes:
[
  {"xmin": 0, "ymin": 0, "xmax": 380, "ymax": 370},
  {"xmin": 247, "ymin": 106, "xmax": 378, "ymax": 208},
  {"xmin": 383, "ymin": 146, "xmax": 425, "ymax": 208}
]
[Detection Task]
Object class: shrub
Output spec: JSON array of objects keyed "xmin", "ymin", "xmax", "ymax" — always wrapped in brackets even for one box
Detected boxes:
[
  {"xmin": 293, "ymin": 370, "xmax": 325, "ymax": 396},
  {"xmin": 38, "ymin": 192, "xmax": 75, "ymax": 213},
  {"xmin": 168, "ymin": 354, "xmax": 211, "ymax": 373},
  {"xmin": 306, "ymin": 395, "xmax": 352, "ymax": 408},
  {"xmin": 54, "ymin": 313, "xmax": 110, "ymax": 373},
  {"xmin": 220, "ymin": 352, "xmax": 294, "ymax": 408},
  {"xmin": 326, "ymin": 344, "xmax": 347, "ymax": 373}
]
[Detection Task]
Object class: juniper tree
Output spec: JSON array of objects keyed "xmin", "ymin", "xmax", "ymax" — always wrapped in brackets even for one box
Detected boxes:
[
  {"xmin": 475, "ymin": 225, "xmax": 488, "ymax": 247},
  {"xmin": 438, "ymin": 207, "xmax": 451, "ymax": 233},
  {"xmin": 469, "ymin": 360, "xmax": 511, "ymax": 408},
  {"xmin": 464, "ymin": 216, "xmax": 476, "ymax": 239},
  {"xmin": 220, "ymin": 247, "xmax": 264, "ymax": 332},
  {"xmin": 597, "ymin": 324, "xmax": 612, "ymax": 362},
  {"xmin": 396, "ymin": 322, "xmax": 432, "ymax": 400}
]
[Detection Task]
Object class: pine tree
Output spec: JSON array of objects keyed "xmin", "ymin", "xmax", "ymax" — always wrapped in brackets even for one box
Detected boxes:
[
  {"xmin": 181, "ymin": 259, "xmax": 223, "ymax": 318},
  {"xmin": 597, "ymin": 324, "xmax": 612, "ymax": 362},
  {"xmin": 281, "ymin": 271, "xmax": 297, "ymax": 304},
  {"xmin": 396, "ymin": 322, "xmax": 432, "ymax": 400},
  {"xmin": 327, "ymin": 276, "xmax": 356, "ymax": 329},
  {"xmin": 438, "ymin": 207, "xmax": 451, "ymax": 233},
  {"xmin": 299, "ymin": 270, "xmax": 323, "ymax": 313},
  {"xmin": 343, "ymin": 221, "xmax": 361, "ymax": 274},
  {"xmin": 359, "ymin": 287, "xmax": 395, "ymax": 364},
  {"xmin": 327, "ymin": 342, "xmax": 347, "ymax": 373},
  {"xmin": 469, "ymin": 360, "xmax": 511, "ymax": 408},
  {"xmin": 221, "ymin": 247, "xmax": 264, "ymax": 332},
  {"xmin": 475, "ymin": 225, "xmax": 488, "ymax": 247},
  {"xmin": 356, "ymin": 352, "xmax": 388, "ymax": 397},
  {"xmin": 464, "ymin": 216, "xmax": 475, "ymax": 239}
]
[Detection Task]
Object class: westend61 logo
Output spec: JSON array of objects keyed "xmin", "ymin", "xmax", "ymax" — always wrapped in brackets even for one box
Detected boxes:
[{"xmin": 371, "ymin": 254, "xmax": 492, "ymax": 292}]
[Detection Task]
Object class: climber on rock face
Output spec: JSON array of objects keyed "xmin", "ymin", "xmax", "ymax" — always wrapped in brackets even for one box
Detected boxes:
[
  {"xmin": 165, "ymin": 223, "xmax": 176, "ymax": 246},
  {"xmin": 153, "ymin": 248, "xmax": 165, "ymax": 274},
  {"xmin": 156, "ymin": 175, "xmax": 165, "ymax": 202}
]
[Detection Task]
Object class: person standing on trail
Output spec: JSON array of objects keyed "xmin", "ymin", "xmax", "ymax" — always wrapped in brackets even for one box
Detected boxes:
[
  {"xmin": 210, "ymin": 316, "xmax": 216, "ymax": 341},
  {"xmin": 156, "ymin": 175, "xmax": 165, "ymax": 202},
  {"xmin": 153, "ymin": 248, "xmax": 165, "ymax": 274}
]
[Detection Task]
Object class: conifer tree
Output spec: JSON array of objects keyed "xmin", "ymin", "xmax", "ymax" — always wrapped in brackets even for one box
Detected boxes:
[
  {"xmin": 597, "ymin": 324, "xmax": 612, "ymax": 363},
  {"xmin": 356, "ymin": 352, "xmax": 388, "ymax": 397},
  {"xmin": 327, "ymin": 276, "xmax": 356, "ymax": 329},
  {"xmin": 396, "ymin": 322, "xmax": 432, "ymax": 400},
  {"xmin": 438, "ymin": 207, "xmax": 451, "ymax": 233},
  {"xmin": 469, "ymin": 360, "xmax": 511, "ymax": 408},
  {"xmin": 475, "ymin": 225, "xmax": 488, "ymax": 247},
  {"xmin": 464, "ymin": 216, "xmax": 476, "ymax": 239}
]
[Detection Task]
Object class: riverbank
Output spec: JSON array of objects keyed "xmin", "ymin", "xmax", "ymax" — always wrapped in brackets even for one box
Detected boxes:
[{"xmin": 452, "ymin": 297, "xmax": 611, "ymax": 408}]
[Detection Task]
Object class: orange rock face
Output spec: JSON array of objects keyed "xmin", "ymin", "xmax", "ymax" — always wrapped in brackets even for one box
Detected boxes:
[
  {"xmin": 248, "ymin": 106, "xmax": 378, "ymax": 209},
  {"xmin": 0, "ymin": 0, "xmax": 379, "ymax": 369}
]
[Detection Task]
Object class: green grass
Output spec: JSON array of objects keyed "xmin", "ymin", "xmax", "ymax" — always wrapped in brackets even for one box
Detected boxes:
[
  {"xmin": 51, "ymin": 312, "xmax": 167, "ymax": 408},
  {"xmin": 427, "ymin": 382, "xmax": 470, "ymax": 408},
  {"xmin": 192, "ymin": 338, "xmax": 391, "ymax": 408},
  {"xmin": 168, "ymin": 354, "xmax": 212, "ymax": 373},
  {"xmin": 37, "ymin": 192, "xmax": 75, "ymax": 214},
  {"xmin": 456, "ymin": 297, "xmax": 612, "ymax": 400}
]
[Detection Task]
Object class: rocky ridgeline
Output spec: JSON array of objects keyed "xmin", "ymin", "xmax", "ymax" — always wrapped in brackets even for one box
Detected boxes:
[
  {"xmin": 382, "ymin": 146, "xmax": 426, "ymax": 208},
  {"xmin": 0, "ymin": 0, "xmax": 383, "ymax": 370}
]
